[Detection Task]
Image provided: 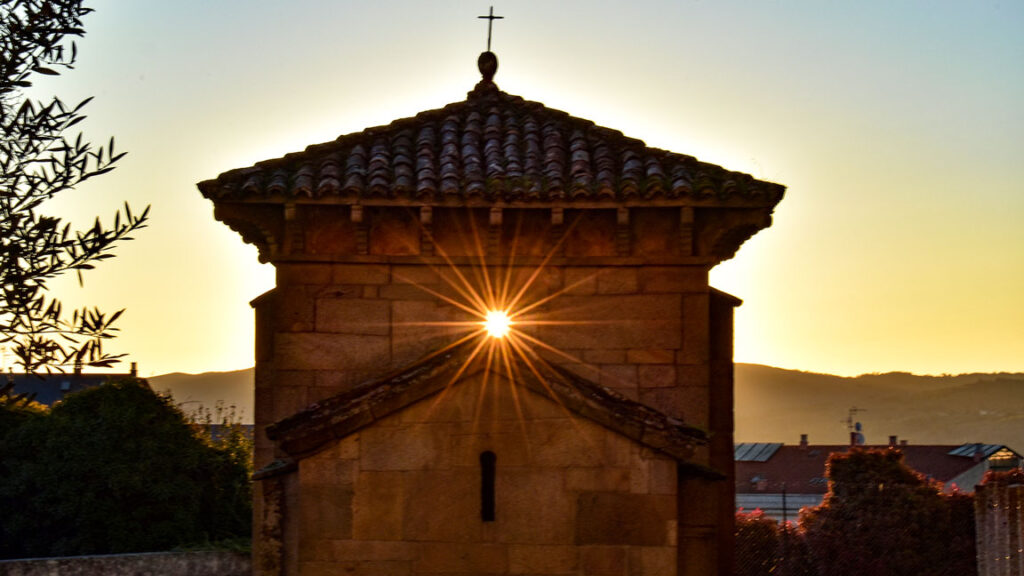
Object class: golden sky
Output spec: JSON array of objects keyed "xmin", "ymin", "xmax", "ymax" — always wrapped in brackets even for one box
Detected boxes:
[{"xmin": 26, "ymin": 0, "xmax": 1024, "ymax": 377}]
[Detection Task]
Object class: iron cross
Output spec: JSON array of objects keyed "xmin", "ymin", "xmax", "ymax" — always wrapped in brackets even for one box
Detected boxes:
[{"xmin": 478, "ymin": 6, "xmax": 504, "ymax": 51}]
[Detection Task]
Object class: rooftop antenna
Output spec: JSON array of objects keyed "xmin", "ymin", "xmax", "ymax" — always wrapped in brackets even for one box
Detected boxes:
[
  {"xmin": 842, "ymin": 406, "xmax": 867, "ymax": 433},
  {"xmin": 478, "ymin": 6, "xmax": 504, "ymax": 52}
]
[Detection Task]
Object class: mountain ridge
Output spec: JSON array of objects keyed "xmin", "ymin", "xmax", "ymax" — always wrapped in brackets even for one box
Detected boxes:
[{"xmin": 148, "ymin": 365, "xmax": 1024, "ymax": 450}]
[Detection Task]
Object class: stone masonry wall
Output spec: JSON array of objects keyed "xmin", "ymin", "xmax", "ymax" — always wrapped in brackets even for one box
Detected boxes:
[
  {"xmin": 252, "ymin": 261, "xmax": 712, "ymax": 471},
  {"xmin": 293, "ymin": 374, "xmax": 679, "ymax": 576}
]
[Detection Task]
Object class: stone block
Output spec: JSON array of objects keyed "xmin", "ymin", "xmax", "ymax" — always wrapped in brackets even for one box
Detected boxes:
[
  {"xmin": 390, "ymin": 300, "xmax": 463, "ymax": 367},
  {"xmin": 565, "ymin": 467, "xmax": 631, "ymax": 492},
  {"xmin": 580, "ymin": 545, "xmax": 626, "ymax": 576},
  {"xmin": 508, "ymin": 545, "xmax": 579, "ymax": 574},
  {"xmin": 276, "ymin": 333, "xmax": 389, "ymax": 372},
  {"xmin": 596, "ymin": 268, "xmax": 638, "ymax": 295},
  {"xmin": 678, "ymin": 294, "xmax": 709, "ymax": 364},
  {"xmin": 527, "ymin": 419, "xmax": 605, "ymax": 468},
  {"xmin": 413, "ymin": 542, "xmax": 508, "ymax": 573},
  {"xmin": 641, "ymin": 386, "xmax": 707, "ymax": 426},
  {"xmin": 352, "ymin": 471, "xmax": 405, "ymax": 540},
  {"xmin": 369, "ymin": 208, "xmax": 420, "ymax": 256},
  {"xmin": 648, "ymin": 458, "xmax": 678, "ymax": 495},
  {"xmin": 603, "ymin": 433, "xmax": 634, "ymax": 467},
  {"xmin": 575, "ymin": 493, "xmax": 676, "ymax": 546},
  {"xmin": 298, "ymin": 484, "xmax": 352, "ymax": 546},
  {"xmin": 271, "ymin": 386, "xmax": 309, "ymax": 421},
  {"xmin": 630, "ymin": 546, "xmax": 676, "ymax": 576},
  {"xmin": 300, "ymin": 456, "xmax": 356, "ymax": 487},
  {"xmin": 563, "ymin": 267, "xmax": 598, "ymax": 295},
  {"xmin": 316, "ymin": 297, "xmax": 390, "ymax": 335},
  {"xmin": 360, "ymin": 424, "xmax": 452, "ymax": 471},
  {"xmin": 402, "ymin": 470, "xmax": 478, "ymax": 542},
  {"xmin": 332, "ymin": 264, "xmax": 388, "ymax": 285},
  {"xmin": 391, "ymin": 265, "xmax": 441, "ymax": 285},
  {"xmin": 329, "ymin": 540, "xmax": 417, "ymax": 562},
  {"xmin": 498, "ymin": 469, "xmax": 574, "ymax": 544},
  {"xmin": 626, "ymin": 349, "xmax": 674, "ymax": 364},
  {"xmin": 537, "ymin": 295, "xmax": 682, "ymax": 351},
  {"xmin": 277, "ymin": 263, "xmax": 332, "ymax": 286},
  {"xmin": 378, "ymin": 283, "xmax": 437, "ymax": 300},
  {"xmin": 452, "ymin": 432, "xmax": 530, "ymax": 468},
  {"xmin": 583, "ymin": 349, "xmax": 626, "ymax": 364},
  {"xmin": 598, "ymin": 365, "xmax": 638, "ymax": 389},
  {"xmin": 301, "ymin": 560, "xmax": 410, "ymax": 576},
  {"xmin": 637, "ymin": 365, "xmax": 676, "ymax": 389},
  {"xmin": 675, "ymin": 364, "xmax": 710, "ymax": 386},
  {"xmin": 637, "ymin": 267, "xmax": 707, "ymax": 293}
]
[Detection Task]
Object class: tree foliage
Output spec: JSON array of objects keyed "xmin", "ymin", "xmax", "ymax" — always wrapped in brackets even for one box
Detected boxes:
[
  {"xmin": 798, "ymin": 448, "xmax": 975, "ymax": 576},
  {"xmin": 735, "ymin": 448, "xmax": 977, "ymax": 576},
  {"xmin": 1, "ymin": 0, "xmax": 148, "ymax": 372},
  {"xmin": 0, "ymin": 379, "xmax": 251, "ymax": 558}
]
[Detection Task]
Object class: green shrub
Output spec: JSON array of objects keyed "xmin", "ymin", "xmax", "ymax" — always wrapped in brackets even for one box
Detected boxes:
[{"xmin": 0, "ymin": 379, "xmax": 251, "ymax": 558}]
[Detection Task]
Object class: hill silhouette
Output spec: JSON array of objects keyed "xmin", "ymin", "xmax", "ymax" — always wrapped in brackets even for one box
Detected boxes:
[
  {"xmin": 149, "ymin": 365, "xmax": 1024, "ymax": 450},
  {"xmin": 735, "ymin": 364, "xmax": 1024, "ymax": 450}
]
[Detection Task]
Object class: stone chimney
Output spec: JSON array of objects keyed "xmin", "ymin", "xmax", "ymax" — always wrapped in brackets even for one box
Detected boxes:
[
  {"xmin": 130, "ymin": 362, "xmax": 138, "ymax": 377},
  {"xmin": 889, "ymin": 435, "xmax": 898, "ymax": 447},
  {"xmin": 799, "ymin": 434, "xmax": 808, "ymax": 450},
  {"xmin": 900, "ymin": 439, "xmax": 908, "ymax": 446}
]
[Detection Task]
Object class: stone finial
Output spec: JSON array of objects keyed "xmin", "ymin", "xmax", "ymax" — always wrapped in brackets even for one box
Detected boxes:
[{"xmin": 478, "ymin": 51, "xmax": 498, "ymax": 83}]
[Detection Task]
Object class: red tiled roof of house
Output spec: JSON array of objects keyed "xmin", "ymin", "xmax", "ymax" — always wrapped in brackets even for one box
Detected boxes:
[
  {"xmin": 198, "ymin": 78, "xmax": 784, "ymax": 207},
  {"xmin": 735, "ymin": 444, "xmax": 1009, "ymax": 495}
]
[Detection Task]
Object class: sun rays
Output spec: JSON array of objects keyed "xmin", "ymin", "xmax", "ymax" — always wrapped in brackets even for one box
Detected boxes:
[{"xmin": 382, "ymin": 209, "xmax": 616, "ymax": 441}]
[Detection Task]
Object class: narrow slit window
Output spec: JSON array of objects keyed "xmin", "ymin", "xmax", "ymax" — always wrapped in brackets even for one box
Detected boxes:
[{"xmin": 480, "ymin": 451, "xmax": 496, "ymax": 522}]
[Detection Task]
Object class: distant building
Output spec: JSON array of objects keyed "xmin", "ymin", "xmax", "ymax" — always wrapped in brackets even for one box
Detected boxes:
[
  {"xmin": 4, "ymin": 362, "xmax": 139, "ymax": 406},
  {"xmin": 735, "ymin": 434, "xmax": 1022, "ymax": 521}
]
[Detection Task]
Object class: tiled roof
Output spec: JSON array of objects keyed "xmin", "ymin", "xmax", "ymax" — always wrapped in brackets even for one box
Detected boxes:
[
  {"xmin": 198, "ymin": 79, "xmax": 784, "ymax": 206},
  {"xmin": 735, "ymin": 444, "xmax": 1020, "ymax": 495},
  {"xmin": 6, "ymin": 372, "xmax": 136, "ymax": 406}
]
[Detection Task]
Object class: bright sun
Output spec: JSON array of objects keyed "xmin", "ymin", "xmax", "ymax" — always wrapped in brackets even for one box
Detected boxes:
[{"xmin": 483, "ymin": 310, "xmax": 512, "ymax": 339}]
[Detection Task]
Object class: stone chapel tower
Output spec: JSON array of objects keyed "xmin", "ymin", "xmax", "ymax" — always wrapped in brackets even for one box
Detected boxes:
[{"xmin": 199, "ymin": 52, "xmax": 784, "ymax": 576}]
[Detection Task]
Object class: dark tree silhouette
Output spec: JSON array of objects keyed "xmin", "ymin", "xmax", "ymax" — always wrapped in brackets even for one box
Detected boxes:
[{"xmin": 1, "ymin": 0, "xmax": 148, "ymax": 372}]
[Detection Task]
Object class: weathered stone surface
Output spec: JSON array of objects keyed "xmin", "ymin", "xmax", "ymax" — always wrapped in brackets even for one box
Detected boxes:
[
  {"xmin": 596, "ymin": 268, "xmax": 638, "ymax": 295},
  {"xmin": 565, "ymin": 467, "xmax": 631, "ymax": 492},
  {"xmin": 508, "ymin": 544, "xmax": 579, "ymax": 574},
  {"xmin": 576, "ymin": 492, "xmax": 676, "ymax": 546},
  {"xmin": 352, "ymin": 471, "xmax": 404, "ymax": 541},
  {"xmin": 299, "ymin": 484, "xmax": 352, "ymax": 546},
  {"xmin": 402, "ymin": 471, "xmax": 479, "ymax": 542},
  {"xmin": 563, "ymin": 267, "xmax": 599, "ymax": 295},
  {"xmin": 538, "ymin": 294, "xmax": 682, "ymax": 351},
  {"xmin": 360, "ymin": 424, "xmax": 452, "ymax": 471},
  {"xmin": 580, "ymin": 545, "xmax": 627, "ymax": 576},
  {"xmin": 316, "ymin": 297, "xmax": 390, "ymax": 335},
  {"xmin": 498, "ymin": 469, "xmax": 575, "ymax": 544},
  {"xmin": 638, "ymin": 365, "xmax": 676, "ymax": 389},
  {"xmin": 626, "ymin": 349, "xmax": 675, "ymax": 364},
  {"xmin": 332, "ymin": 264, "xmax": 388, "ymax": 285},
  {"xmin": 638, "ymin": 267, "xmax": 707, "ymax": 293},
  {"xmin": 413, "ymin": 542, "xmax": 508, "ymax": 574},
  {"xmin": 301, "ymin": 560, "xmax": 410, "ymax": 576},
  {"xmin": 276, "ymin": 333, "xmax": 389, "ymax": 372}
]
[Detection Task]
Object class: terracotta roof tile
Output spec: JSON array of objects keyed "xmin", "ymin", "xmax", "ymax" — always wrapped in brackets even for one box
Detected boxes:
[{"xmin": 198, "ymin": 81, "xmax": 784, "ymax": 206}]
